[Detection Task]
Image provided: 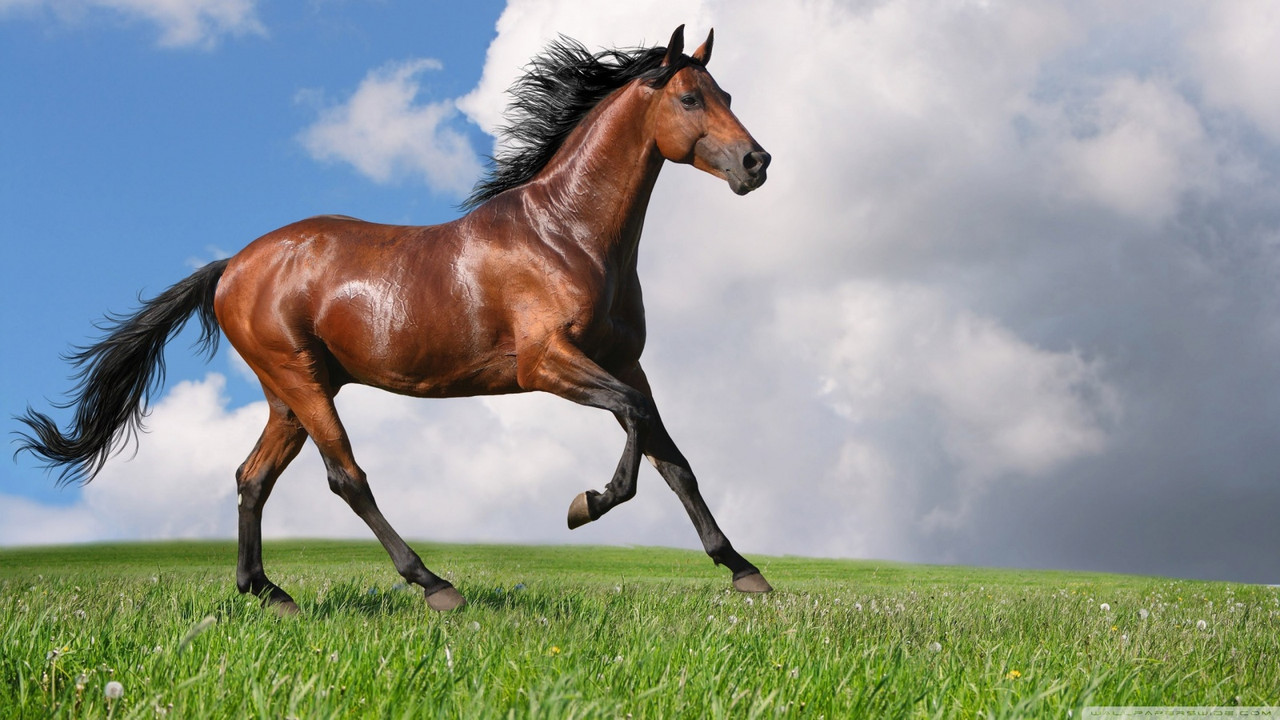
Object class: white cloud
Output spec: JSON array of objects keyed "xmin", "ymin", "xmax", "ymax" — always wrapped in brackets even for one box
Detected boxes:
[
  {"xmin": 1048, "ymin": 76, "xmax": 1215, "ymax": 224},
  {"xmin": 776, "ymin": 282, "xmax": 1117, "ymax": 482},
  {"xmin": 762, "ymin": 281, "xmax": 1119, "ymax": 556},
  {"xmin": 0, "ymin": 496, "xmax": 105, "ymax": 546},
  {"xmin": 298, "ymin": 59, "xmax": 484, "ymax": 197},
  {"xmin": 1188, "ymin": 0, "xmax": 1280, "ymax": 142},
  {"xmin": 0, "ymin": 0, "xmax": 264, "ymax": 48}
]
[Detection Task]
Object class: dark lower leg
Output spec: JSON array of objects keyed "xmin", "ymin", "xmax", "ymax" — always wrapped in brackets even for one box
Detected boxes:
[
  {"xmin": 647, "ymin": 428, "xmax": 768, "ymax": 589},
  {"xmin": 608, "ymin": 363, "xmax": 769, "ymax": 590},
  {"xmin": 578, "ymin": 419, "xmax": 648, "ymax": 522},
  {"xmin": 324, "ymin": 459, "xmax": 455, "ymax": 598},
  {"xmin": 235, "ymin": 416, "xmax": 306, "ymax": 609},
  {"xmin": 236, "ymin": 492, "xmax": 295, "ymax": 607}
]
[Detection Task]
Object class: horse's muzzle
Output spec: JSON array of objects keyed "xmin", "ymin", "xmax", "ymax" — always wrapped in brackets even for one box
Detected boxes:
[{"xmin": 730, "ymin": 149, "xmax": 771, "ymax": 195}]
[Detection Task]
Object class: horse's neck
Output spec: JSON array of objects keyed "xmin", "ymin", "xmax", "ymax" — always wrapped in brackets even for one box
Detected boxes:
[{"xmin": 523, "ymin": 84, "xmax": 664, "ymax": 265}]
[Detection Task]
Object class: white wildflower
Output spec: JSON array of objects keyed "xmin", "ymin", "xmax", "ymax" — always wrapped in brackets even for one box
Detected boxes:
[
  {"xmin": 104, "ymin": 681, "xmax": 123, "ymax": 700},
  {"xmin": 929, "ymin": 642, "xmax": 942, "ymax": 653},
  {"xmin": 1100, "ymin": 603, "xmax": 1110, "ymax": 612},
  {"xmin": 1139, "ymin": 608, "xmax": 1149, "ymax": 620},
  {"xmin": 1196, "ymin": 619, "xmax": 1207, "ymax": 630}
]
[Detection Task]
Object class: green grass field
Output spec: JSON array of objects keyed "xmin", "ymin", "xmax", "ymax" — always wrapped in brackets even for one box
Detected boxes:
[{"xmin": 1, "ymin": 540, "xmax": 1276, "ymax": 718}]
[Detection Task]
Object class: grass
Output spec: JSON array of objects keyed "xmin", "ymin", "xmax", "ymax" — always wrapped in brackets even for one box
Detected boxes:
[{"xmin": 1, "ymin": 540, "xmax": 1277, "ymax": 718}]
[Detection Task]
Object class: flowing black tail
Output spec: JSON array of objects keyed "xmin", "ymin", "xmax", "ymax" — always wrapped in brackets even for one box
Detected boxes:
[{"xmin": 14, "ymin": 259, "xmax": 231, "ymax": 486}]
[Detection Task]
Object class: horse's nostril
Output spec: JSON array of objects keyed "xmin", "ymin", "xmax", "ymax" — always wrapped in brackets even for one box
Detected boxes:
[{"xmin": 743, "ymin": 150, "xmax": 771, "ymax": 174}]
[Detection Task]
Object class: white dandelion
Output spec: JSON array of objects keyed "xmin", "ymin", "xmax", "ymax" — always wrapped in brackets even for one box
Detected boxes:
[
  {"xmin": 104, "ymin": 681, "xmax": 123, "ymax": 700},
  {"xmin": 1196, "ymin": 619, "xmax": 1207, "ymax": 630},
  {"xmin": 929, "ymin": 642, "xmax": 942, "ymax": 653},
  {"xmin": 1139, "ymin": 608, "xmax": 1149, "ymax": 620},
  {"xmin": 1100, "ymin": 603, "xmax": 1110, "ymax": 612}
]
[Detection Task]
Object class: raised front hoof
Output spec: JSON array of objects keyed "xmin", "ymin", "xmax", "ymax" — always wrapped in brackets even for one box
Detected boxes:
[
  {"xmin": 567, "ymin": 491, "xmax": 595, "ymax": 530},
  {"xmin": 733, "ymin": 572, "xmax": 773, "ymax": 594},
  {"xmin": 425, "ymin": 586, "xmax": 467, "ymax": 612}
]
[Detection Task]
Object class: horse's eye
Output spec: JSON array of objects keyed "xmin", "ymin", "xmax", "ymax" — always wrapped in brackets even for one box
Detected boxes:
[{"xmin": 680, "ymin": 94, "xmax": 699, "ymax": 109}]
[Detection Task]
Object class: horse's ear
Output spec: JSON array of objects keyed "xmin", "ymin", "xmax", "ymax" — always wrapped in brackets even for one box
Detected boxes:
[
  {"xmin": 662, "ymin": 24, "xmax": 685, "ymax": 67},
  {"xmin": 691, "ymin": 28, "xmax": 713, "ymax": 66}
]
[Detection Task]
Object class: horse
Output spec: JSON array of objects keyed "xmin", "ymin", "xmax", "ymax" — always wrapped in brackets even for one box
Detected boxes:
[{"xmin": 16, "ymin": 25, "xmax": 773, "ymax": 613}]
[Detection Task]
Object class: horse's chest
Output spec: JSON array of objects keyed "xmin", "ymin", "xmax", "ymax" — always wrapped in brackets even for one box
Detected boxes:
[{"xmin": 568, "ymin": 280, "xmax": 645, "ymax": 370}]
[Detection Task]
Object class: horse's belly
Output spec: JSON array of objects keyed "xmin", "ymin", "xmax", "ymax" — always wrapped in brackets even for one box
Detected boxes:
[{"xmin": 315, "ymin": 282, "xmax": 520, "ymax": 397}]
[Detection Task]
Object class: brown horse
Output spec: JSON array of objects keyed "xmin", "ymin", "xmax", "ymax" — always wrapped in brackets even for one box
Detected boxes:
[{"xmin": 17, "ymin": 25, "xmax": 772, "ymax": 612}]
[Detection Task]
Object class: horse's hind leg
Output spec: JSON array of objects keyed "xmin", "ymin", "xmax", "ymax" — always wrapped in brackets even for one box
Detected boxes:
[
  {"xmin": 235, "ymin": 390, "xmax": 308, "ymax": 613},
  {"xmin": 261, "ymin": 370, "xmax": 465, "ymax": 612}
]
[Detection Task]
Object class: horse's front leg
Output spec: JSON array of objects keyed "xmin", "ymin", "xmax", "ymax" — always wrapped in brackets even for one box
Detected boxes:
[
  {"xmin": 612, "ymin": 363, "xmax": 772, "ymax": 593},
  {"xmin": 516, "ymin": 336, "xmax": 653, "ymax": 526}
]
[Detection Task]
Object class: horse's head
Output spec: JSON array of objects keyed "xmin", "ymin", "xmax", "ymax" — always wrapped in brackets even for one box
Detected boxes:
[{"xmin": 648, "ymin": 25, "xmax": 770, "ymax": 195}]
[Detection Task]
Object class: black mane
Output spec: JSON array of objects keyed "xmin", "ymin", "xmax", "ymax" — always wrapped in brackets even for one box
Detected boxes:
[{"xmin": 462, "ymin": 37, "xmax": 690, "ymax": 210}]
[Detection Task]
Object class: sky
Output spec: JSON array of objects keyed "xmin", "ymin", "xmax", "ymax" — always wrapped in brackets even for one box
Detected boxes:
[{"xmin": 3, "ymin": 0, "xmax": 1280, "ymax": 584}]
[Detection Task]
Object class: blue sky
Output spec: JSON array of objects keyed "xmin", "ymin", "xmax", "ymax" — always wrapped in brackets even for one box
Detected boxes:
[
  {"xmin": 3, "ymin": 1, "xmax": 1280, "ymax": 584},
  {"xmin": 1, "ymin": 1, "xmax": 503, "ymax": 503}
]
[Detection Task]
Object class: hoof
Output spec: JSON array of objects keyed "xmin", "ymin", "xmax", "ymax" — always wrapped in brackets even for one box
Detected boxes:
[
  {"xmin": 257, "ymin": 585, "xmax": 298, "ymax": 616},
  {"xmin": 733, "ymin": 572, "xmax": 773, "ymax": 594},
  {"xmin": 567, "ymin": 492, "xmax": 594, "ymax": 530},
  {"xmin": 425, "ymin": 586, "xmax": 466, "ymax": 612},
  {"xmin": 269, "ymin": 599, "xmax": 300, "ymax": 617}
]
